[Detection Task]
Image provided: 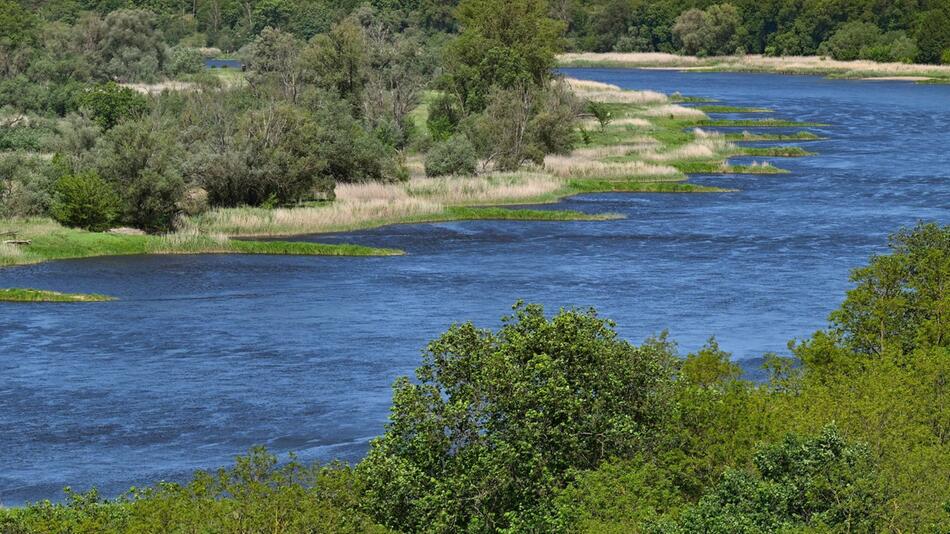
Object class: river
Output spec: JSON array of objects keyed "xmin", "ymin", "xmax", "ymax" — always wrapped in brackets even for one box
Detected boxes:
[{"xmin": 1, "ymin": 68, "xmax": 948, "ymax": 504}]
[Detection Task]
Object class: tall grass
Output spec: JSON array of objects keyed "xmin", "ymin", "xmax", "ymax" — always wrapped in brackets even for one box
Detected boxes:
[
  {"xmin": 565, "ymin": 77, "xmax": 668, "ymax": 104},
  {"xmin": 641, "ymin": 104, "xmax": 708, "ymax": 119},
  {"xmin": 544, "ymin": 155, "xmax": 680, "ymax": 179}
]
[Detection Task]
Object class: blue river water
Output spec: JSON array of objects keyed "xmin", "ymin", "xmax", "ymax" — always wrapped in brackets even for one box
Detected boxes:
[{"xmin": 1, "ymin": 68, "xmax": 948, "ymax": 505}]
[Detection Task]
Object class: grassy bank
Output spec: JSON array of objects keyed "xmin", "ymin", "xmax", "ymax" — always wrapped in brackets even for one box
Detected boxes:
[
  {"xmin": 0, "ymin": 219, "xmax": 403, "ymax": 267},
  {"xmin": 0, "ymin": 288, "xmax": 114, "ymax": 302},
  {"xmin": 559, "ymin": 52, "xmax": 950, "ymax": 82},
  {"xmin": 2, "ymin": 78, "xmax": 820, "ymax": 267}
]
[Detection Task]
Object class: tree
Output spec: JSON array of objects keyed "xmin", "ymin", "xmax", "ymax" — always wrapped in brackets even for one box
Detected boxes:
[
  {"xmin": 246, "ymin": 26, "xmax": 304, "ymax": 103},
  {"xmin": 50, "ymin": 172, "xmax": 120, "ymax": 232},
  {"xmin": 359, "ymin": 303, "xmax": 679, "ymax": 532},
  {"xmin": 796, "ymin": 223, "xmax": 950, "ymax": 362},
  {"xmin": 76, "ymin": 82, "xmax": 149, "ymax": 129},
  {"xmin": 96, "ymin": 9, "xmax": 168, "ymax": 82},
  {"xmin": 441, "ymin": 0, "xmax": 565, "ymax": 113},
  {"xmin": 94, "ymin": 115, "xmax": 185, "ymax": 232},
  {"xmin": 656, "ymin": 426, "xmax": 889, "ymax": 533},
  {"xmin": 0, "ymin": 0, "xmax": 38, "ymax": 76},
  {"xmin": 672, "ymin": 4, "xmax": 743, "ymax": 57},
  {"xmin": 298, "ymin": 18, "xmax": 368, "ymax": 112},
  {"xmin": 818, "ymin": 22, "xmax": 884, "ymax": 61}
]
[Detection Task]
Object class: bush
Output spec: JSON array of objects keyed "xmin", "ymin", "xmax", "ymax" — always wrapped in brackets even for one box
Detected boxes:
[
  {"xmin": 426, "ymin": 93, "xmax": 461, "ymax": 142},
  {"xmin": 166, "ymin": 46, "xmax": 204, "ymax": 76},
  {"xmin": 76, "ymin": 82, "xmax": 148, "ymax": 129},
  {"xmin": 424, "ymin": 135, "xmax": 476, "ymax": 176},
  {"xmin": 50, "ymin": 172, "xmax": 120, "ymax": 231}
]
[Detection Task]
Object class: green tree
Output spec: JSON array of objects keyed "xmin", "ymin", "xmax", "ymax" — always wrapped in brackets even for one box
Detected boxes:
[
  {"xmin": 76, "ymin": 82, "xmax": 149, "ymax": 129},
  {"xmin": 424, "ymin": 135, "xmax": 476, "ymax": 176},
  {"xmin": 298, "ymin": 18, "xmax": 368, "ymax": 112},
  {"xmin": 441, "ymin": 0, "xmax": 565, "ymax": 113},
  {"xmin": 672, "ymin": 4, "xmax": 743, "ymax": 57},
  {"xmin": 800, "ymin": 222, "xmax": 950, "ymax": 362},
  {"xmin": 51, "ymin": 172, "xmax": 120, "ymax": 232},
  {"xmin": 94, "ymin": 115, "xmax": 185, "ymax": 232},
  {"xmin": 359, "ymin": 303, "xmax": 679, "ymax": 532},
  {"xmin": 96, "ymin": 9, "xmax": 168, "ymax": 82},
  {"xmin": 656, "ymin": 426, "xmax": 889, "ymax": 533},
  {"xmin": 0, "ymin": 0, "xmax": 38, "ymax": 76}
]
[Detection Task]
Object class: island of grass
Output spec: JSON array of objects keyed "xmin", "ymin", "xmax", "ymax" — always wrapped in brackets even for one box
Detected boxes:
[
  {"xmin": 0, "ymin": 288, "xmax": 115, "ymax": 302},
  {"xmin": 1, "ymin": 78, "xmax": 821, "ymax": 268}
]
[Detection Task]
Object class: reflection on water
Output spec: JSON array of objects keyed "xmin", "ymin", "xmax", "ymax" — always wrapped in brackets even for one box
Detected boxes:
[{"xmin": 1, "ymin": 68, "xmax": 948, "ymax": 504}]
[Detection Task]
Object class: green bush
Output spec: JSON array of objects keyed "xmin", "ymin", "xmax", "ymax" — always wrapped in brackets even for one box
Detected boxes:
[
  {"xmin": 166, "ymin": 46, "xmax": 204, "ymax": 76},
  {"xmin": 424, "ymin": 135, "xmax": 476, "ymax": 177},
  {"xmin": 942, "ymin": 49, "xmax": 950, "ymax": 65},
  {"xmin": 426, "ymin": 93, "xmax": 461, "ymax": 142},
  {"xmin": 76, "ymin": 82, "xmax": 148, "ymax": 129},
  {"xmin": 50, "ymin": 172, "xmax": 120, "ymax": 231}
]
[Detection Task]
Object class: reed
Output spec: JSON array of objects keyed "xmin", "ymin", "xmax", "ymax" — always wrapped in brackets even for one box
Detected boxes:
[{"xmin": 544, "ymin": 155, "xmax": 680, "ymax": 179}]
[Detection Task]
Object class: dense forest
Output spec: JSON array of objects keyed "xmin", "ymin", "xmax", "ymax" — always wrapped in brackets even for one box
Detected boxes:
[{"xmin": 1, "ymin": 223, "xmax": 948, "ymax": 532}]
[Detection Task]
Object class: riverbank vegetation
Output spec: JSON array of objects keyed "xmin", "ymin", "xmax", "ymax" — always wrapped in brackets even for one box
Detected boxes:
[
  {"xmin": 2, "ymin": 223, "xmax": 947, "ymax": 532},
  {"xmin": 0, "ymin": 288, "xmax": 114, "ymax": 302},
  {"xmin": 0, "ymin": 0, "xmax": 828, "ymax": 269}
]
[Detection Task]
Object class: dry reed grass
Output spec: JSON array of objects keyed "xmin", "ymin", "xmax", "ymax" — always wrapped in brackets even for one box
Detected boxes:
[
  {"xmin": 565, "ymin": 77, "xmax": 668, "ymax": 104},
  {"xmin": 544, "ymin": 155, "xmax": 679, "ymax": 179},
  {"xmin": 641, "ymin": 104, "xmax": 708, "ymax": 119}
]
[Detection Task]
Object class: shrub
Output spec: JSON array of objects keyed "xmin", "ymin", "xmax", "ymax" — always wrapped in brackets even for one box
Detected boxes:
[
  {"xmin": 424, "ymin": 135, "xmax": 476, "ymax": 176},
  {"xmin": 50, "ymin": 172, "xmax": 120, "ymax": 231},
  {"xmin": 166, "ymin": 46, "xmax": 204, "ymax": 76},
  {"xmin": 76, "ymin": 82, "xmax": 148, "ymax": 129},
  {"xmin": 942, "ymin": 49, "xmax": 950, "ymax": 65},
  {"xmin": 426, "ymin": 93, "xmax": 461, "ymax": 142}
]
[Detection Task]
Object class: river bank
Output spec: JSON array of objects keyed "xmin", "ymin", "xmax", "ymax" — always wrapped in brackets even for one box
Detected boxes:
[
  {"xmin": 1, "ymin": 77, "xmax": 817, "ymax": 269},
  {"xmin": 559, "ymin": 53, "xmax": 950, "ymax": 82}
]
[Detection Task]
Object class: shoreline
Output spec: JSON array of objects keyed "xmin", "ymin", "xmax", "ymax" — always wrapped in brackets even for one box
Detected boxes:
[
  {"xmin": 558, "ymin": 53, "xmax": 950, "ymax": 83},
  {"xmin": 1, "ymin": 77, "xmax": 822, "ymax": 273}
]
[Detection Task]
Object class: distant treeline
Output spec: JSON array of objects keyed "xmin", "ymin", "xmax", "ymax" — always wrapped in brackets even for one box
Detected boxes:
[{"xmin": 13, "ymin": 0, "xmax": 950, "ymax": 63}]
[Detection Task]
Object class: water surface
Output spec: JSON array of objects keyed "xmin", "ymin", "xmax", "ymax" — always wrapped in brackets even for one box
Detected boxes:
[{"xmin": 2, "ymin": 68, "xmax": 948, "ymax": 504}]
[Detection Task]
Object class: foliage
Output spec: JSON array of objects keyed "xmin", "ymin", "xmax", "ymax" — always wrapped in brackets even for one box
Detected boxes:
[
  {"xmin": 655, "ymin": 426, "xmax": 889, "ymax": 533},
  {"xmin": 672, "ymin": 4, "xmax": 744, "ymax": 57},
  {"xmin": 586, "ymin": 100, "xmax": 612, "ymax": 131},
  {"xmin": 75, "ymin": 82, "xmax": 148, "ymax": 130},
  {"xmin": 424, "ymin": 135, "xmax": 476, "ymax": 176},
  {"xmin": 0, "ymin": 448, "xmax": 390, "ymax": 533},
  {"xmin": 466, "ymin": 81, "xmax": 577, "ymax": 172},
  {"xmin": 441, "ymin": 0, "xmax": 565, "ymax": 113},
  {"xmin": 797, "ymin": 222, "xmax": 950, "ymax": 366},
  {"xmin": 166, "ymin": 46, "xmax": 203, "ymax": 76},
  {"xmin": 95, "ymin": 9, "xmax": 168, "ymax": 82},
  {"xmin": 818, "ymin": 21, "xmax": 918, "ymax": 63},
  {"xmin": 50, "ymin": 172, "xmax": 120, "ymax": 231},
  {"xmin": 94, "ymin": 115, "xmax": 185, "ymax": 232},
  {"xmin": 358, "ymin": 303, "xmax": 678, "ymax": 532}
]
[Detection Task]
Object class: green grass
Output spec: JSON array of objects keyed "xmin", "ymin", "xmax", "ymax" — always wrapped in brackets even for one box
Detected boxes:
[
  {"xmin": 697, "ymin": 119, "xmax": 829, "ymax": 127},
  {"xmin": 697, "ymin": 105, "xmax": 772, "ymax": 113},
  {"xmin": 565, "ymin": 179, "xmax": 730, "ymax": 193},
  {"xmin": 734, "ymin": 146, "xmax": 815, "ymax": 157},
  {"xmin": 0, "ymin": 219, "xmax": 403, "ymax": 268},
  {"xmin": 673, "ymin": 161, "xmax": 790, "ymax": 174},
  {"xmin": 723, "ymin": 131, "xmax": 824, "ymax": 141},
  {"xmin": 0, "ymin": 288, "xmax": 115, "ymax": 302},
  {"xmin": 443, "ymin": 206, "xmax": 622, "ymax": 221}
]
